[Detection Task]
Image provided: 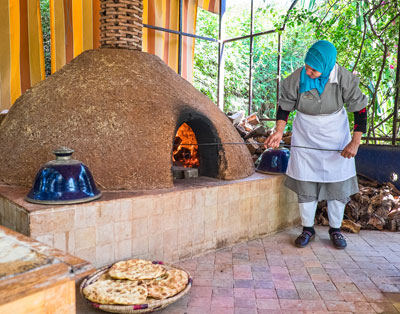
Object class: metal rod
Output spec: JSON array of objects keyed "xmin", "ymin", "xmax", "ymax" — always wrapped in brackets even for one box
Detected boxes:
[
  {"xmin": 178, "ymin": 0, "xmax": 183, "ymax": 75},
  {"xmin": 363, "ymin": 136, "xmax": 400, "ymax": 142},
  {"xmin": 223, "ymin": 28, "xmax": 281, "ymax": 44},
  {"xmin": 276, "ymin": 32, "xmax": 282, "ymax": 117},
  {"xmin": 178, "ymin": 142, "xmax": 343, "ymax": 152},
  {"xmin": 143, "ymin": 24, "xmax": 218, "ymax": 42},
  {"xmin": 248, "ymin": 0, "xmax": 254, "ymax": 115},
  {"xmin": 217, "ymin": 0, "xmax": 226, "ymax": 111},
  {"xmin": 392, "ymin": 18, "xmax": 400, "ymax": 145}
]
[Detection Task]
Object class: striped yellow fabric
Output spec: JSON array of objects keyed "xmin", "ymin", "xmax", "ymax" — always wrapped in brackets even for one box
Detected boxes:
[
  {"xmin": 0, "ymin": 0, "xmax": 45, "ymax": 111},
  {"xmin": 49, "ymin": 0, "xmax": 99, "ymax": 74},
  {"xmin": 143, "ymin": 0, "xmax": 206, "ymax": 82},
  {"xmin": 198, "ymin": 0, "xmax": 219, "ymax": 13}
]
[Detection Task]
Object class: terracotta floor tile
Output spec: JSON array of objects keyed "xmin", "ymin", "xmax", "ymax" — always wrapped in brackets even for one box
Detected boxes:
[
  {"xmin": 276, "ymin": 289, "xmax": 299, "ymax": 299},
  {"xmin": 255, "ymin": 288, "xmax": 277, "ymax": 299},
  {"xmin": 234, "ymin": 279, "xmax": 254, "ymax": 288},
  {"xmin": 340, "ymin": 291, "xmax": 366, "ymax": 302},
  {"xmin": 193, "ymin": 278, "xmax": 213, "ymax": 286},
  {"xmin": 234, "ymin": 297, "xmax": 257, "ymax": 308},
  {"xmin": 324, "ymin": 301, "xmax": 356, "ymax": 312},
  {"xmin": 300, "ymin": 299, "xmax": 328, "ymax": 311},
  {"xmin": 213, "ymin": 279, "xmax": 234, "ymax": 288},
  {"xmin": 252, "ymin": 271, "xmax": 272, "ymax": 280},
  {"xmin": 213, "ymin": 287, "xmax": 234, "ymax": 297},
  {"xmin": 318, "ymin": 290, "xmax": 344, "ymax": 302},
  {"xmin": 251, "ymin": 265, "xmax": 269, "ymax": 272},
  {"xmin": 279, "ymin": 299, "xmax": 303, "ymax": 311},
  {"xmin": 210, "ymin": 307, "xmax": 234, "ymax": 314},
  {"xmin": 233, "ymin": 288, "xmax": 255, "ymax": 299},
  {"xmin": 188, "ymin": 296, "xmax": 211, "ymax": 308},
  {"xmin": 190, "ymin": 286, "xmax": 213, "ymax": 298},
  {"xmin": 256, "ymin": 298, "xmax": 281, "ymax": 310},
  {"xmin": 186, "ymin": 306, "xmax": 211, "ymax": 314},
  {"xmin": 297, "ymin": 288, "xmax": 321, "ymax": 300},
  {"xmin": 273, "ymin": 280, "xmax": 295, "ymax": 290},
  {"xmin": 314, "ymin": 281, "xmax": 337, "ymax": 291},
  {"xmin": 234, "ymin": 308, "xmax": 257, "ymax": 314},
  {"xmin": 211, "ymin": 296, "xmax": 234, "ymax": 308},
  {"xmin": 254, "ymin": 280, "xmax": 274, "ymax": 289}
]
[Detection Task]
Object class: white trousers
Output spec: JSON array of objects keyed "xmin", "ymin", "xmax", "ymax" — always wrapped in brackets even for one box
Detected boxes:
[{"xmin": 299, "ymin": 200, "xmax": 345, "ymax": 228}]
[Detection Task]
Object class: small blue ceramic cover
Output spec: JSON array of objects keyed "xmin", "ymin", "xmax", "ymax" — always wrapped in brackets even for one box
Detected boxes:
[
  {"xmin": 256, "ymin": 147, "xmax": 290, "ymax": 174},
  {"xmin": 26, "ymin": 147, "xmax": 101, "ymax": 204}
]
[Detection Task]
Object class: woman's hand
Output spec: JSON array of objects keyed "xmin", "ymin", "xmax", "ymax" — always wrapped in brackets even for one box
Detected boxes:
[
  {"xmin": 341, "ymin": 131, "xmax": 362, "ymax": 159},
  {"xmin": 264, "ymin": 130, "xmax": 284, "ymax": 148},
  {"xmin": 264, "ymin": 120, "xmax": 287, "ymax": 149}
]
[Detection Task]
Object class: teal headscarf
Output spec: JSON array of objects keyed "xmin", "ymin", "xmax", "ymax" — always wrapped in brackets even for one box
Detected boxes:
[{"xmin": 299, "ymin": 40, "xmax": 337, "ymax": 95}]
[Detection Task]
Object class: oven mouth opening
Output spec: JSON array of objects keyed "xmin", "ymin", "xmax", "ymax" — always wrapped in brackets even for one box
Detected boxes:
[
  {"xmin": 173, "ymin": 122, "xmax": 199, "ymax": 169},
  {"xmin": 172, "ymin": 110, "xmax": 221, "ymax": 180}
]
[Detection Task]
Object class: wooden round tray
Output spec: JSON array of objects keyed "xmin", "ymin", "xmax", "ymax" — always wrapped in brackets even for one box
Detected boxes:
[{"xmin": 80, "ymin": 261, "xmax": 192, "ymax": 313}]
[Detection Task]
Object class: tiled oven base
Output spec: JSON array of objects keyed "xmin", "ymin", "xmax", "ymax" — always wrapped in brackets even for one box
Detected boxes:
[{"xmin": 0, "ymin": 173, "xmax": 300, "ymax": 267}]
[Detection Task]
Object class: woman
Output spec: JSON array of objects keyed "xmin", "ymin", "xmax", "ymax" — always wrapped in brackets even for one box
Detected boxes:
[{"xmin": 265, "ymin": 40, "xmax": 367, "ymax": 249}]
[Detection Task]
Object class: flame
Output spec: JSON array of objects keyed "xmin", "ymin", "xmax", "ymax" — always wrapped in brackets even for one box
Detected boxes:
[{"xmin": 173, "ymin": 123, "xmax": 200, "ymax": 168}]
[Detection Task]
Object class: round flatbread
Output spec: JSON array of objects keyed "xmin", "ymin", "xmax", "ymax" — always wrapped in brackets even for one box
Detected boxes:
[
  {"xmin": 82, "ymin": 274, "xmax": 148, "ymax": 305},
  {"xmin": 108, "ymin": 259, "xmax": 166, "ymax": 280},
  {"xmin": 146, "ymin": 269, "xmax": 189, "ymax": 299}
]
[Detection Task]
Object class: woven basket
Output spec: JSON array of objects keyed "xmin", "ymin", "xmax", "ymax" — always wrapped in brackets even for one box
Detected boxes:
[
  {"xmin": 80, "ymin": 261, "xmax": 192, "ymax": 314},
  {"xmin": 100, "ymin": 0, "xmax": 143, "ymax": 50}
]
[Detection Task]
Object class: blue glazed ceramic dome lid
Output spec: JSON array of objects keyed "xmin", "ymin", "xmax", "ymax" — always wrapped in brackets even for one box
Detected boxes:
[
  {"xmin": 26, "ymin": 147, "xmax": 102, "ymax": 205},
  {"xmin": 256, "ymin": 146, "xmax": 290, "ymax": 175}
]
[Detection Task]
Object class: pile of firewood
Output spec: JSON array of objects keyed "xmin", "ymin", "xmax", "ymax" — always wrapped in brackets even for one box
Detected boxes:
[
  {"xmin": 316, "ymin": 175, "xmax": 400, "ymax": 233},
  {"xmin": 227, "ymin": 111, "xmax": 291, "ymax": 162}
]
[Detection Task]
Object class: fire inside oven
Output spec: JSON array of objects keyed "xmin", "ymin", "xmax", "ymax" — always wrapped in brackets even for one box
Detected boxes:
[{"xmin": 173, "ymin": 123, "xmax": 199, "ymax": 168}]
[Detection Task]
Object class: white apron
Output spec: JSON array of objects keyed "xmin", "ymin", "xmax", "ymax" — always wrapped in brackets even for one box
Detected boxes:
[{"xmin": 286, "ymin": 108, "xmax": 356, "ymax": 182}]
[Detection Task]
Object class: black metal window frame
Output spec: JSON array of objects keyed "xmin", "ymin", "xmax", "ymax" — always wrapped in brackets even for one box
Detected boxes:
[{"xmin": 143, "ymin": 0, "xmax": 400, "ymax": 145}]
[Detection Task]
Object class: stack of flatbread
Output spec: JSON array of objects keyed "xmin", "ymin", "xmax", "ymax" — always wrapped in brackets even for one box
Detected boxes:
[{"xmin": 82, "ymin": 259, "xmax": 189, "ymax": 305}]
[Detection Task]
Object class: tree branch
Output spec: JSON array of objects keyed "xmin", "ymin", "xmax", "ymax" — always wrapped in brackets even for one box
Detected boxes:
[
  {"xmin": 378, "ymin": 13, "xmax": 400, "ymax": 37},
  {"xmin": 352, "ymin": 16, "xmax": 368, "ymax": 72},
  {"xmin": 315, "ymin": 0, "xmax": 341, "ymax": 33}
]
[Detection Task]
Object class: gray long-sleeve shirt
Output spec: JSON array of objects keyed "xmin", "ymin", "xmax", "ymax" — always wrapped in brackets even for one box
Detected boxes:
[{"xmin": 279, "ymin": 64, "xmax": 367, "ymax": 115}]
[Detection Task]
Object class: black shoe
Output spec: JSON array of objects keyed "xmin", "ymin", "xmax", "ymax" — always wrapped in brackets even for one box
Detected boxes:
[
  {"xmin": 294, "ymin": 230, "xmax": 315, "ymax": 248},
  {"xmin": 330, "ymin": 231, "xmax": 347, "ymax": 249}
]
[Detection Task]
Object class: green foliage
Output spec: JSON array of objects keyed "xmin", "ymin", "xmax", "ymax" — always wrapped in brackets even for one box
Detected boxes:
[
  {"xmin": 193, "ymin": 8, "xmax": 219, "ymax": 104},
  {"xmin": 40, "ymin": 0, "xmax": 51, "ymax": 77}
]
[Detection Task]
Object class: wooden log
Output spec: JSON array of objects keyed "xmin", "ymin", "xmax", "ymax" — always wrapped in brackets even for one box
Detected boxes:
[
  {"xmin": 341, "ymin": 219, "xmax": 361, "ymax": 233},
  {"xmin": 246, "ymin": 113, "xmax": 260, "ymax": 126},
  {"xmin": 367, "ymin": 214, "xmax": 385, "ymax": 230},
  {"xmin": 246, "ymin": 138, "xmax": 259, "ymax": 155},
  {"xmin": 227, "ymin": 111, "xmax": 244, "ymax": 125},
  {"xmin": 244, "ymin": 126, "xmax": 266, "ymax": 140},
  {"xmin": 239, "ymin": 120, "xmax": 253, "ymax": 132},
  {"xmin": 235, "ymin": 124, "xmax": 247, "ymax": 138}
]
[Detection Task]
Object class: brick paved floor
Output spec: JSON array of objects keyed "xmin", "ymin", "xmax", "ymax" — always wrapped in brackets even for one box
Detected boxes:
[{"xmin": 76, "ymin": 226, "xmax": 400, "ymax": 314}]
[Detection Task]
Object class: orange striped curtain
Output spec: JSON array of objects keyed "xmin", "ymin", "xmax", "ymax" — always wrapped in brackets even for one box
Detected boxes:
[
  {"xmin": 198, "ymin": 0, "xmax": 219, "ymax": 13},
  {"xmin": 143, "ymin": 0, "xmax": 200, "ymax": 82},
  {"xmin": 0, "ymin": 0, "xmax": 45, "ymax": 111},
  {"xmin": 49, "ymin": 0, "xmax": 100, "ymax": 73}
]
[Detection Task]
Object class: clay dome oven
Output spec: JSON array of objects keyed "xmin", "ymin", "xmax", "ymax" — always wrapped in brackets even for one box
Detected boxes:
[{"xmin": 0, "ymin": 49, "xmax": 254, "ymax": 190}]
